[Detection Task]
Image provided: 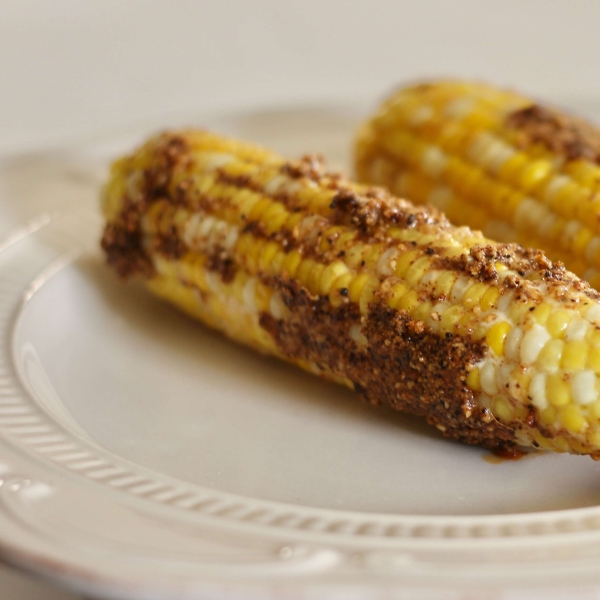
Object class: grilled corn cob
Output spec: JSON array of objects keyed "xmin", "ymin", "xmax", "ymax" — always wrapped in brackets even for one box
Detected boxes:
[
  {"xmin": 355, "ymin": 80, "xmax": 600, "ymax": 288},
  {"xmin": 102, "ymin": 130, "xmax": 600, "ymax": 457}
]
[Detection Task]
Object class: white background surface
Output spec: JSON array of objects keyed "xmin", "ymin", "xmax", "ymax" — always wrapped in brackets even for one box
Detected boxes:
[{"xmin": 2, "ymin": 1, "xmax": 600, "ymax": 598}]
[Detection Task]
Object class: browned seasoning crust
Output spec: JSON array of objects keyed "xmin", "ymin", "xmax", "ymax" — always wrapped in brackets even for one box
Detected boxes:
[
  {"xmin": 102, "ymin": 131, "xmax": 600, "ymax": 453},
  {"xmin": 260, "ymin": 280, "xmax": 516, "ymax": 452},
  {"xmin": 507, "ymin": 104, "xmax": 600, "ymax": 163}
]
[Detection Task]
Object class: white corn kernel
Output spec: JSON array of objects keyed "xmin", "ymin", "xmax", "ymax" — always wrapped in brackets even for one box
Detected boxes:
[
  {"xmin": 571, "ymin": 370, "xmax": 597, "ymax": 405},
  {"xmin": 520, "ymin": 325, "xmax": 551, "ymax": 364}
]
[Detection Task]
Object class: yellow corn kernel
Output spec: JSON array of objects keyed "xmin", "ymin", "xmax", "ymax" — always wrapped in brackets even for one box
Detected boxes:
[
  {"xmin": 590, "ymin": 400, "xmax": 600, "ymax": 420},
  {"xmin": 439, "ymin": 305, "xmax": 463, "ymax": 333},
  {"xmin": 320, "ymin": 262, "xmax": 350, "ymax": 296},
  {"xmin": 282, "ymin": 250, "xmax": 303, "ymax": 278},
  {"xmin": 561, "ymin": 405, "xmax": 586, "ymax": 433},
  {"xmin": 387, "ymin": 281, "xmax": 409, "ymax": 309},
  {"xmin": 405, "ymin": 256, "xmax": 432, "ymax": 286},
  {"xmin": 553, "ymin": 436, "xmax": 571, "ymax": 453},
  {"xmin": 246, "ymin": 238, "xmax": 266, "ymax": 272},
  {"xmin": 395, "ymin": 249, "xmax": 420, "ymax": 278},
  {"xmin": 466, "ymin": 366, "xmax": 480, "ymax": 391},
  {"xmin": 537, "ymin": 339, "xmax": 564, "ymax": 373},
  {"xmin": 486, "ymin": 321, "xmax": 511, "ymax": 356},
  {"xmin": 348, "ymin": 273, "xmax": 372, "ymax": 303},
  {"xmin": 398, "ymin": 289, "xmax": 420, "ymax": 313},
  {"xmin": 433, "ymin": 271, "xmax": 457, "ymax": 298},
  {"xmin": 493, "ymin": 396, "xmax": 514, "ymax": 424},
  {"xmin": 359, "ymin": 276, "xmax": 380, "ymax": 315},
  {"xmin": 329, "ymin": 272, "xmax": 355, "ymax": 307},
  {"xmin": 296, "ymin": 259, "xmax": 317, "ymax": 289},
  {"xmin": 412, "ymin": 301, "xmax": 433, "ymax": 323},
  {"xmin": 532, "ymin": 303, "xmax": 553, "ymax": 326},
  {"xmin": 518, "ymin": 159, "xmax": 553, "ymax": 192},
  {"xmin": 306, "ymin": 263, "xmax": 326, "ymax": 295},
  {"xmin": 247, "ymin": 197, "xmax": 272, "ymax": 221},
  {"xmin": 540, "ymin": 405, "xmax": 558, "ymax": 427},
  {"xmin": 254, "ymin": 281, "xmax": 272, "ymax": 312},
  {"xmin": 479, "ymin": 287, "xmax": 500, "ymax": 312},
  {"xmin": 547, "ymin": 374, "xmax": 571, "ymax": 407},
  {"xmin": 462, "ymin": 282, "xmax": 488, "ymax": 308},
  {"xmin": 345, "ymin": 243, "xmax": 369, "ymax": 269},
  {"xmin": 561, "ymin": 340, "xmax": 589, "ymax": 371},
  {"xmin": 587, "ymin": 347, "xmax": 600, "ymax": 374},
  {"xmin": 258, "ymin": 241, "xmax": 281, "ymax": 274},
  {"xmin": 547, "ymin": 309, "xmax": 572, "ymax": 338}
]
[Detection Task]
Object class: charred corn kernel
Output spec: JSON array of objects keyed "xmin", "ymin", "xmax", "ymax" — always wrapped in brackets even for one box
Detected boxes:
[
  {"xmin": 561, "ymin": 340, "xmax": 589, "ymax": 371},
  {"xmin": 561, "ymin": 405, "xmax": 586, "ymax": 433},
  {"xmin": 486, "ymin": 321, "xmax": 511, "ymax": 356},
  {"xmin": 547, "ymin": 374, "xmax": 571, "ymax": 407},
  {"xmin": 355, "ymin": 80, "xmax": 600, "ymax": 278},
  {"xmin": 104, "ymin": 129, "xmax": 600, "ymax": 458}
]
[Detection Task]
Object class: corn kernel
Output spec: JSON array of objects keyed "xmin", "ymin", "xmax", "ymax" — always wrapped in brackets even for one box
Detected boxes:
[
  {"xmin": 320, "ymin": 262, "xmax": 350, "ymax": 296},
  {"xmin": 532, "ymin": 304, "xmax": 553, "ymax": 326},
  {"xmin": 560, "ymin": 405, "xmax": 586, "ymax": 433},
  {"xmin": 359, "ymin": 277, "xmax": 380, "ymax": 315},
  {"xmin": 541, "ymin": 405, "xmax": 558, "ymax": 426},
  {"xmin": 434, "ymin": 271, "xmax": 457, "ymax": 298},
  {"xmin": 387, "ymin": 282, "xmax": 409, "ymax": 309},
  {"xmin": 480, "ymin": 287, "xmax": 500, "ymax": 311},
  {"xmin": 537, "ymin": 339, "xmax": 564, "ymax": 373},
  {"xmin": 561, "ymin": 340, "xmax": 589, "ymax": 371},
  {"xmin": 518, "ymin": 159, "xmax": 552, "ymax": 192},
  {"xmin": 395, "ymin": 249, "xmax": 420, "ymax": 278},
  {"xmin": 348, "ymin": 273, "xmax": 372, "ymax": 303},
  {"xmin": 282, "ymin": 250, "xmax": 303, "ymax": 278},
  {"xmin": 485, "ymin": 321, "xmax": 511, "ymax": 356},
  {"xmin": 462, "ymin": 282, "xmax": 488, "ymax": 308},
  {"xmin": 439, "ymin": 305, "xmax": 463, "ymax": 333},
  {"xmin": 296, "ymin": 259, "xmax": 317, "ymax": 289},
  {"xmin": 591, "ymin": 400, "xmax": 600, "ymax": 420},
  {"xmin": 547, "ymin": 374, "xmax": 571, "ymax": 407},
  {"xmin": 493, "ymin": 396, "xmax": 514, "ymax": 423},
  {"xmin": 412, "ymin": 301, "xmax": 432, "ymax": 323},
  {"xmin": 405, "ymin": 256, "xmax": 432, "ymax": 286},
  {"xmin": 466, "ymin": 367, "xmax": 480, "ymax": 391},
  {"xmin": 258, "ymin": 241, "xmax": 280, "ymax": 273},
  {"xmin": 398, "ymin": 289, "xmax": 420, "ymax": 312},
  {"xmin": 547, "ymin": 309, "xmax": 572, "ymax": 338},
  {"xmin": 306, "ymin": 263, "xmax": 326, "ymax": 295}
]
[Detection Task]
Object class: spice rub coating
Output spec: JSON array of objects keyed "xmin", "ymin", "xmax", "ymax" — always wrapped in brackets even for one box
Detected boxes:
[{"xmin": 101, "ymin": 129, "xmax": 600, "ymax": 458}]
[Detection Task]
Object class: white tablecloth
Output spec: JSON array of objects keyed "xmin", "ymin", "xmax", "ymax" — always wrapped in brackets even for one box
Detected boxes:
[{"xmin": 2, "ymin": 1, "xmax": 600, "ymax": 597}]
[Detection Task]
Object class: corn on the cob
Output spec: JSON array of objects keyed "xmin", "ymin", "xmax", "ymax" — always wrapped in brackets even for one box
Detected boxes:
[
  {"xmin": 102, "ymin": 130, "xmax": 600, "ymax": 458},
  {"xmin": 355, "ymin": 80, "xmax": 600, "ymax": 288}
]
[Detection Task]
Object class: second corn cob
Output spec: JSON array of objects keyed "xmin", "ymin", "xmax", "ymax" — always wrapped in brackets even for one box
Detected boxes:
[
  {"xmin": 355, "ymin": 81, "xmax": 600, "ymax": 288},
  {"xmin": 102, "ymin": 130, "xmax": 600, "ymax": 458}
]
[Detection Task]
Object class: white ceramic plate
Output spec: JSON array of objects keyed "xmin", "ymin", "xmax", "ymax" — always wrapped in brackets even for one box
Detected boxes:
[{"xmin": 4, "ymin": 103, "xmax": 600, "ymax": 600}]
